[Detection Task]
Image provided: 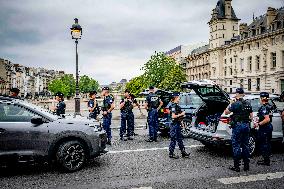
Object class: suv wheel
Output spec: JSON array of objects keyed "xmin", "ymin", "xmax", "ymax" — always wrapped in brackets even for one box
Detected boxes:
[
  {"xmin": 248, "ymin": 135, "xmax": 256, "ymax": 156},
  {"xmin": 56, "ymin": 140, "xmax": 87, "ymax": 172}
]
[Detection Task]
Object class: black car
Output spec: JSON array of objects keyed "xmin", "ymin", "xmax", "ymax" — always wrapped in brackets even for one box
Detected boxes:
[
  {"xmin": 0, "ymin": 96, "xmax": 107, "ymax": 172},
  {"xmin": 158, "ymin": 91, "xmax": 203, "ymax": 137}
]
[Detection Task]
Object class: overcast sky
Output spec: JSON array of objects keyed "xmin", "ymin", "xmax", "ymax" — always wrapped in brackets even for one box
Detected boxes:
[{"xmin": 0, "ymin": 0, "xmax": 283, "ymax": 85}]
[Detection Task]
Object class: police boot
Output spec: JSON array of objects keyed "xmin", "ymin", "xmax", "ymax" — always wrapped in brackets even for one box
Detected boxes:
[
  {"xmin": 169, "ymin": 152, "xmax": 179, "ymax": 159},
  {"xmin": 181, "ymin": 151, "xmax": 190, "ymax": 158},
  {"xmin": 244, "ymin": 163, "xmax": 250, "ymax": 172},
  {"xmin": 229, "ymin": 160, "xmax": 240, "ymax": 172}
]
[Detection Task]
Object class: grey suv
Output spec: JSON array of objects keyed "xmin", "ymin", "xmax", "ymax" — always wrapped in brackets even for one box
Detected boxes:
[
  {"xmin": 184, "ymin": 80, "xmax": 284, "ymax": 155},
  {"xmin": 0, "ymin": 96, "xmax": 107, "ymax": 172}
]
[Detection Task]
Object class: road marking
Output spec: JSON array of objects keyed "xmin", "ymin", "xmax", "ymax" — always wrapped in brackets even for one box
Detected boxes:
[
  {"xmin": 108, "ymin": 144, "xmax": 204, "ymax": 154},
  {"xmin": 217, "ymin": 172, "xmax": 284, "ymax": 185},
  {"xmin": 131, "ymin": 187, "xmax": 152, "ymax": 189}
]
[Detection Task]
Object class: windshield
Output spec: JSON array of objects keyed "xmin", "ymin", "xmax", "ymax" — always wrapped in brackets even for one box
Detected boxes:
[
  {"xmin": 20, "ymin": 100, "xmax": 58, "ymax": 120},
  {"xmin": 179, "ymin": 93, "xmax": 203, "ymax": 108}
]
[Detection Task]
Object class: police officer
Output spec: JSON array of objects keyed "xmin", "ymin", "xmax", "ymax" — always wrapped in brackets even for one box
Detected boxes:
[
  {"xmin": 256, "ymin": 92, "xmax": 273, "ymax": 166},
  {"xmin": 54, "ymin": 92, "xmax": 66, "ymax": 117},
  {"xmin": 168, "ymin": 92, "xmax": 190, "ymax": 159},
  {"xmin": 87, "ymin": 90, "xmax": 100, "ymax": 120},
  {"xmin": 144, "ymin": 86, "xmax": 163, "ymax": 142},
  {"xmin": 120, "ymin": 89, "xmax": 135, "ymax": 141},
  {"xmin": 101, "ymin": 87, "xmax": 115, "ymax": 145},
  {"xmin": 224, "ymin": 88, "xmax": 253, "ymax": 172}
]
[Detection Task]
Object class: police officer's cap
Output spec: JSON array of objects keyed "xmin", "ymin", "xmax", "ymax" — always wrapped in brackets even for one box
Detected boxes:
[
  {"xmin": 260, "ymin": 92, "xmax": 269, "ymax": 98},
  {"xmin": 10, "ymin": 88, "xmax": 20, "ymax": 94},
  {"xmin": 149, "ymin": 86, "xmax": 155, "ymax": 90},
  {"xmin": 102, "ymin": 87, "xmax": 110, "ymax": 91},
  {"xmin": 55, "ymin": 92, "xmax": 64, "ymax": 97},
  {"xmin": 125, "ymin": 89, "xmax": 130, "ymax": 93},
  {"xmin": 89, "ymin": 90, "xmax": 97, "ymax": 95},
  {"xmin": 171, "ymin": 92, "xmax": 180, "ymax": 98},
  {"xmin": 236, "ymin": 88, "xmax": 244, "ymax": 94}
]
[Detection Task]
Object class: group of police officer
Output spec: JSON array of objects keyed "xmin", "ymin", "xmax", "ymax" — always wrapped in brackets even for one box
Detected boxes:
[
  {"xmin": 224, "ymin": 88, "xmax": 273, "ymax": 172},
  {"xmin": 51, "ymin": 85, "xmax": 277, "ymax": 164}
]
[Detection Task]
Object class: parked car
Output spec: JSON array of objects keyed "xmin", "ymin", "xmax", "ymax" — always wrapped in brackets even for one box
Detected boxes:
[
  {"xmin": 0, "ymin": 96, "xmax": 107, "ymax": 172},
  {"xmin": 185, "ymin": 80, "xmax": 284, "ymax": 155},
  {"xmin": 158, "ymin": 91, "xmax": 203, "ymax": 137}
]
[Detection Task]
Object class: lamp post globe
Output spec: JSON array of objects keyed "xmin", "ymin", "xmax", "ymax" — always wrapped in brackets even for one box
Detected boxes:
[{"xmin": 70, "ymin": 18, "xmax": 82, "ymax": 116}]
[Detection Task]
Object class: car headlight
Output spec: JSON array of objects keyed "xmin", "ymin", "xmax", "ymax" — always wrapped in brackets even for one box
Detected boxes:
[{"xmin": 88, "ymin": 123, "xmax": 102, "ymax": 132}]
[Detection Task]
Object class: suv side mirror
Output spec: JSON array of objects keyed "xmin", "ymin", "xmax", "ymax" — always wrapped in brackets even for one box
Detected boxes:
[{"xmin": 31, "ymin": 116, "xmax": 44, "ymax": 125}]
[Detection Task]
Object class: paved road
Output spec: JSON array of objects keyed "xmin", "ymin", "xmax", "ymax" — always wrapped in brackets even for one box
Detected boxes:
[{"xmin": 1, "ymin": 128, "xmax": 284, "ymax": 189}]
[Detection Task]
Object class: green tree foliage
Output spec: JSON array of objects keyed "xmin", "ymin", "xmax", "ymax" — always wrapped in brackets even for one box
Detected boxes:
[
  {"xmin": 126, "ymin": 75, "xmax": 147, "ymax": 96},
  {"xmin": 126, "ymin": 52, "xmax": 187, "ymax": 94},
  {"xmin": 48, "ymin": 74, "xmax": 99, "ymax": 97},
  {"xmin": 79, "ymin": 75, "xmax": 100, "ymax": 93}
]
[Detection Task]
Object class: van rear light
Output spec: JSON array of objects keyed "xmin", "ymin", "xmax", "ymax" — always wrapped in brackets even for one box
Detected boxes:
[
  {"xmin": 220, "ymin": 117, "xmax": 231, "ymax": 124},
  {"xmin": 163, "ymin": 108, "xmax": 170, "ymax": 114}
]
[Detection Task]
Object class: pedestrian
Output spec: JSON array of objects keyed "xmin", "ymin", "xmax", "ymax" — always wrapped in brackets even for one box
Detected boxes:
[
  {"xmin": 52, "ymin": 92, "xmax": 66, "ymax": 117},
  {"xmin": 224, "ymin": 88, "xmax": 253, "ymax": 172},
  {"xmin": 255, "ymin": 92, "xmax": 273, "ymax": 166},
  {"xmin": 101, "ymin": 87, "xmax": 115, "ymax": 145},
  {"xmin": 9, "ymin": 88, "xmax": 20, "ymax": 98},
  {"xmin": 144, "ymin": 86, "xmax": 163, "ymax": 142},
  {"xmin": 87, "ymin": 90, "xmax": 100, "ymax": 120},
  {"xmin": 119, "ymin": 89, "xmax": 135, "ymax": 141},
  {"xmin": 168, "ymin": 92, "xmax": 190, "ymax": 159}
]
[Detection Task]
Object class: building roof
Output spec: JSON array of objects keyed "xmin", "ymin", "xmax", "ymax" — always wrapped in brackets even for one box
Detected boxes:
[
  {"xmin": 210, "ymin": 0, "xmax": 239, "ymax": 22},
  {"xmin": 165, "ymin": 45, "xmax": 181, "ymax": 55},
  {"xmin": 191, "ymin": 45, "xmax": 209, "ymax": 55},
  {"xmin": 249, "ymin": 7, "xmax": 284, "ymax": 30}
]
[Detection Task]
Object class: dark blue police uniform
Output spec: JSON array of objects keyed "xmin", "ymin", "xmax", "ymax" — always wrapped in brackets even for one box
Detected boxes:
[
  {"xmin": 56, "ymin": 101, "xmax": 66, "ymax": 116},
  {"xmin": 146, "ymin": 92, "xmax": 160, "ymax": 141},
  {"xmin": 169, "ymin": 102, "xmax": 186, "ymax": 154},
  {"xmin": 87, "ymin": 99, "xmax": 100, "ymax": 119},
  {"xmin": 120, "ymin": 98, "xmax": 135, "ymax": 139},
  {"xmin": 257, "ymin": 102, "xmax": 273, "ymax": 165},
  {"xmin": 102, "ymin": 95, "xmax": 114, "ymax": 141},
  {"xmin": 228, "ymin": 97, "xmax": 252, "ymax": 171}
]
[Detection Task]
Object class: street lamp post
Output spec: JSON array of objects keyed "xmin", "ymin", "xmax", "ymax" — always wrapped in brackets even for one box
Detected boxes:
[{"xmin": 70, "ymin": 18, "xmax": 82, "ymax": 116}]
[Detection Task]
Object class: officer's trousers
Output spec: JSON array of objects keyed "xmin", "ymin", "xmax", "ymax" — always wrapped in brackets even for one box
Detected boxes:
[
  {"xmin": 169, "ymin": 122, "xmax": 185, "ymax": 153},
  {"xmin": 258, "ymin": 124, "xmax": 273, "ymax": 161},
  {"xmin": 231, "ymin": 122, "xmax": 250, "ymax": 166},
  {"xmin": 148, "ymin": 109, "xmax": 158, "ymax": 140},
  {"xmin": 103, "ymin": 113, "xmax": 112, "ymax": 140},
  {"xmin": 120, "ymin": 112, "xmax": 134, "ymax": 138}
]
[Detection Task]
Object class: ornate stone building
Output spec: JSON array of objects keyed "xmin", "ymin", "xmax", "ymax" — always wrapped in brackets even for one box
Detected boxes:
[{"xmin": 186, "ymin": 0, "xmax": 284, "ymax": 94}]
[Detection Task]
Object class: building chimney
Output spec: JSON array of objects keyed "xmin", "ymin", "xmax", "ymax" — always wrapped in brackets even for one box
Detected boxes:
[
  {"xmin": 266, "ymin": 7, "xmax": 277, "ymax": 27},
  {"xmin": 239, "ymin": 23, "xmax": 248, "ymax": 34},
  {"xmin": 225, "ymin": 0, "xmax": 232, "ymax": 19}
]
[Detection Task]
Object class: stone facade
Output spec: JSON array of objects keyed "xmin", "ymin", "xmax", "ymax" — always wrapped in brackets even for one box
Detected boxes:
[
  {"xmin": 0, "ymin": 58, "xmax": 65, "ymax": 97},
  {"xmin": 185, "ymin": 0, "xmax": 284, "ymax": 94}
]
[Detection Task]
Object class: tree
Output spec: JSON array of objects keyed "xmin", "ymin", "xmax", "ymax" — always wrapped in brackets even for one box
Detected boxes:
[
  {"xmin": 126, "ymin": 52, "xmax": 187, "ymax": 93},
  {"xmin": 159, "ymin": 64, "xmax": 187, "ymax": 91},
  {"xmin": 48, "ymin": 74, "xmax": 100, "ymax": 98},
  {"xmin": 142, "ymin": 52, "xmax": 177, "ymax": 88},
  {"xmin": 79, "ymin": 75, "xmax": 99, "ymax": 94},
  {"xmin": 126, "ymin": 75, "xmax": 147, "ymax": 96}
]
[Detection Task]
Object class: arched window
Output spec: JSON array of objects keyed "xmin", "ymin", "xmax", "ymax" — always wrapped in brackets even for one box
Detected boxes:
[{"xmin": 223, "ymin": 25, "xmax": 225, "ymax": 30}]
